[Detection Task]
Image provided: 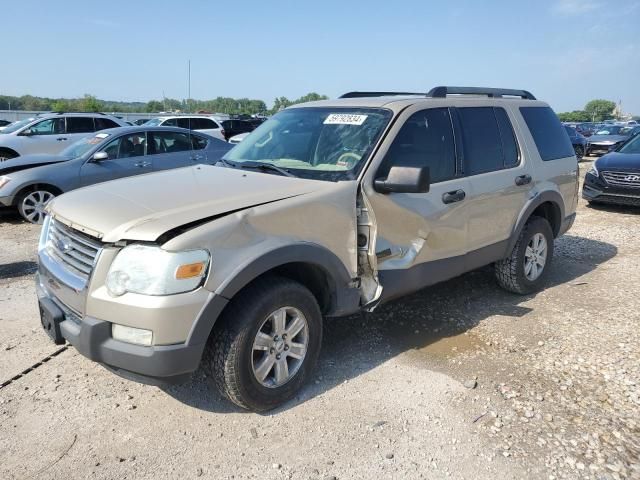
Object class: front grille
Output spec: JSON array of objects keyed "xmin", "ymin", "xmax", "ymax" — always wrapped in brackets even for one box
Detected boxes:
[
  {"xmin": 46, "ymin": 219, "xmax": 102, "ymax": 280},
  {"xmin": 594, "ymin": 194, "xmax": 640, "ymax": 207},
  {"xmin": 602, "ymin": 171, "xmax": 640, "ymax": 189}
]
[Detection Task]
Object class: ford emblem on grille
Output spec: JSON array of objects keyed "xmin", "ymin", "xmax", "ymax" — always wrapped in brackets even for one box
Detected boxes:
[
  {"xmin": 624, "ymin": 175, "xmax": 640, "ymax": 182},
  {"xmin": 56, "ymin": 235, "xmax": 73, "ymax": 253}
]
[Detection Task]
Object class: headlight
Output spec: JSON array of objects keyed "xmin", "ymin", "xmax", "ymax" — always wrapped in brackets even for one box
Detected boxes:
[
  {"xmin": 587, "ymin": 163, "xmax": 599, "ymax": 177},
  {"xmin": 0, "ymin": 176, "xmax": 11, "ymax": 189},
  {"xmin": 105, "ymin": 244, "xmax": 210, "ymax": 297}
]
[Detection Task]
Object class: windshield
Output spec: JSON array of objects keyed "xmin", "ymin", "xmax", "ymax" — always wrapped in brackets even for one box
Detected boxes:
[
  {"xmin": 60, "ymin": 133, "xmax": 111, "ymax": 157},
  {"xmin": 223, "ymin": 107, "xmax": 391, "ymax": 181},
  {"xmin": 618, "ymin": 134, "xmax": 640, "ymax": 154},
  {"xmin": 596, "ymin": 126, "xmax": 623, "ymax": 135},
  {"xmin": 1, "ymin": 118, "xmax": 35, "ymax": 134},
  {"xmin": 143, "ymin": 118, "xmax": 163, "ymax": 127}
]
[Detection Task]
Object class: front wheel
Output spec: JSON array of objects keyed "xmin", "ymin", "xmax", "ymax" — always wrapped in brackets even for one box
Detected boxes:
[
  {"xmin": 495, "ymin": 216, "xmax": 554, "ymax": 295},
  {"xmin": 17, "ymin": 188, "xmax": 56, "ymax": 224},
  {"xmin": 203, "ymin": 276, "xmax": 323, "ymax": 411}
]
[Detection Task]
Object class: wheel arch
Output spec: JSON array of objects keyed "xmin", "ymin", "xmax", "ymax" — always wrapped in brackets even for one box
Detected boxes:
[
  {"xmin": 13, "ymin": 182, "xmax": 63, "ymax": 205},
  {"xmin": 506, "ymin": 191, "xmax": 565, "ymax": 255},
  {"xmin": 186, "ymin": 244, "xmax": 361, "ymax": 347},
  {"xmin": 0, "ymin": 147, "xmax": 20, "ymax": 158}
]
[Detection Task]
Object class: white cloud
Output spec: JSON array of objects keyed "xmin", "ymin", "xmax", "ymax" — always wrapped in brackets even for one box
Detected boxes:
[{"xmin": 552, "ymin": 0, "xmax": 602, "ymax": 15}]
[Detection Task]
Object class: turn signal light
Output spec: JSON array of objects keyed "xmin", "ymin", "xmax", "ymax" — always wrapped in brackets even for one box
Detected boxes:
[{"xmin": 175, "ymin": 262, "xmax": 206, "ymax": 279}]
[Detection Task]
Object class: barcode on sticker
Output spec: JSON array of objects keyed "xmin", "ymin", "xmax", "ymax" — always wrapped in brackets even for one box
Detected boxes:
[{"xmin": 324, "ymin": 114, "xmax": 368, "ymax": 125}]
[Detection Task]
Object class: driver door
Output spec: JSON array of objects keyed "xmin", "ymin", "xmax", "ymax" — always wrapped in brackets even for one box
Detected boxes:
[
  {"xmin": 21, "ymin": 117, "xmax": 67, "ymax": 155},
  {"xmin": 363, "ymin": 106, "xmax": 470, "ymax": 301},
  {"xmin": 79, "ymin": 132, "xmax": 151, "ymax": 186}
]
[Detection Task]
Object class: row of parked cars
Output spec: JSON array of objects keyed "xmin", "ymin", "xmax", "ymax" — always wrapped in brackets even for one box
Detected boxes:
[
  {"xmin": 563, "ymin": 122, "xmax": 640, "ymax": 159},
  {"xmin": 2, "ymin": 87, "xmax": 638, "ymax": 412}
]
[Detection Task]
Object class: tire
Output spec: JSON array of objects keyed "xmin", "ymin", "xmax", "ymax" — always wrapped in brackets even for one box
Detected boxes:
[
  {"xmin": 495, "ymin": 216, "xmax": 554, "ymax": 295},
  {"xmin": 203, "ymin": 275, "xmax": 323, "ymax": 411},
  {"xmin": 16, "ymin": 188, "xmax": 56, "ymax": 224},
  {"xmin": 574, "ymin": 145, "xmax": 584, "ymax": 160},
  {"xmin": 0, "ymin": 148, "xmax": 18, "ymax": 162}
]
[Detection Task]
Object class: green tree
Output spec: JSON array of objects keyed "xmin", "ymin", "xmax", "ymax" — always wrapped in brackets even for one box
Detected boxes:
[
  {"xmin": 81, "ymin": 94, "xmax": 103, "ymax": 112},
  {"xmin": 584, "ymin": 99, "xmax": 616, "ymax": 122},
  {"xmin": 51, "ymin": 99, "xmax": 70, "ymax": 112},
  {"xmin": 557, "ymin": 110, "xmax": 590, "ymax": 122},
  {"xmin": 145, "ymin": 100, "xmax": 164, "ymax": 113}
]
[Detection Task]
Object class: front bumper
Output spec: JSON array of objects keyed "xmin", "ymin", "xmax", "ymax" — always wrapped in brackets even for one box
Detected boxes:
[
  {"xmin": 582, "ymin": 172, "xmax": 640, "ymax": 207},
  {"xmin": 36, "ymin": 269, "xmax": 228, "ymax": 386},
  {"xmin": 586, "ymin": 143, "xmax": 615, "ymax": 156},
  {"xmin": 0, "ymin": 195, "xmax": 14, "ymax": 207}
]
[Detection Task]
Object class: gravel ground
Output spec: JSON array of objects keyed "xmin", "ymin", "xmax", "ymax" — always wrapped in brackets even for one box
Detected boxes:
[{"xmin": 0, "ymin": 159, "xmax": 638, "ymax": 479}]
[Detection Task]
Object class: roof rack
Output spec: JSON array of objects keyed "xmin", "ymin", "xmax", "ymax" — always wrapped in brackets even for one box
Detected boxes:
[
  {"xmin": 427, "ymin": 86, "xmax": 536, "ymax": 100},
  {"xmin": 339, "ymin": 87, "xmax": 536, "ymax": 101},
  {"xmin": 339, "ymin": 91, "xmax": 425, "ymax": 99}
]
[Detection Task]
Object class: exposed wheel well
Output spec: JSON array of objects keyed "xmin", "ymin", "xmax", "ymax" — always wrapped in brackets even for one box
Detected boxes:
[
  {"xmin": 14, "ymin": 183, "xmax": 63, "ymax": 205},
  {"xmin": 531, "ymin": 201, "xmax": 561, "ymax": 237}
]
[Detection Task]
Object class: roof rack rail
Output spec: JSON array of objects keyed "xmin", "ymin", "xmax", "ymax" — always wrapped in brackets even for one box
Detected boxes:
[
  {"xmin": 427, "ymin": 86, "xmax": 536, "ymax": 100},
  {"xmin": 340, "ymin": 91, "xmax": 425, "ymax": 99}
]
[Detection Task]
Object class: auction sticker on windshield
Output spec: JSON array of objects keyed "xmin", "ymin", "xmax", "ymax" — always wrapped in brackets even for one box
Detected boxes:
[{"xmin": 324, "ymin": 114, "xmax": 368, "ymax": 126}]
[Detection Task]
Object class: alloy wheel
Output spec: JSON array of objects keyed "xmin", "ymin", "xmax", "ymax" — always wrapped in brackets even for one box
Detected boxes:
[
  {"xmin": 21, "ymin": 190, "xmax": 54, "ymax": 224},
  {"xmin": 524, "ymin": 233, "xmax": 547, "ymax": 281},
  {"xmin": 251, "ymin": 306, "xmax": 309, "ymax": 388}
]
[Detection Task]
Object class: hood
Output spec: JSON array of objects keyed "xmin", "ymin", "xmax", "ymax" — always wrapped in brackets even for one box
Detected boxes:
[
  {"xmin": 588, "ymin": 134, "xmax": 628, "ymax": 144},
  {"xmin": 596, "ymin": 152, "xmax": 640, "ymax": 172},
  {"xmin": 49, "ymin": 164, "xmax": 336, "ymax": 242},
  {"xmin": 0, "ymin": 154, "xmax": 71, "ymax": 175}
]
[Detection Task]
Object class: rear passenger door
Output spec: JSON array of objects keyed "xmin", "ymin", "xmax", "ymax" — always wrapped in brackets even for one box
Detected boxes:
[
  {"xmin": 148, "ymin": 130, "xmax": 195, "ymax": 171},
  {"xmin": 65, "ymin": 116, "xmax": 97, "ymax": 144},
  {"xmin": 455, "ymin": 106, "xmax": 532, "ymax": 254}
]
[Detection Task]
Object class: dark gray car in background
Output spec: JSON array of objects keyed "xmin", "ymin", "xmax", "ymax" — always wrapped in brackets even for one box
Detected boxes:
[{"xmin": 0, "ymin": 126, "xmax": 232, "ymax": 223}]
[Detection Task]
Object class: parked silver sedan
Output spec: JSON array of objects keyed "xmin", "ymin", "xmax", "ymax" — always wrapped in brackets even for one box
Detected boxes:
[{"xmin": 0, "ymin": 126, "xmax": 232, "ymax": 223}]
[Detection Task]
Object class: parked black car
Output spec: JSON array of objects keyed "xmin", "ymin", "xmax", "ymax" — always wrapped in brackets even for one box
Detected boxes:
[
  {"xmin": 583, "ymin": 133, "xmax": 640, "ymax": 207},
  {"xmin": 564, "ymin": 126, "xmax": 588, "ymax": 159},
  {"xmin": 220, "ymin": 119, "xmax": 258, "ymax": 141}
]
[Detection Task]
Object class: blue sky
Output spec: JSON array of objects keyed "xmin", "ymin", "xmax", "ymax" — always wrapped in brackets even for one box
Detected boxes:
[{"xmin": 2, "ymin": 0, "xmax": 639, "ymax": 113}]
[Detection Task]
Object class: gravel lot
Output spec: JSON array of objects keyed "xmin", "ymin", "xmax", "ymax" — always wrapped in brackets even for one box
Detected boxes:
[{"xmin": 0, "ymin": 159, "xmax": 638, "ymax": 480}]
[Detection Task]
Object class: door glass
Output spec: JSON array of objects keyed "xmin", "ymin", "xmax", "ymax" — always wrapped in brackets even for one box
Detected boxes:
[
  {"xmin": 495, "ymin": 108, "xmax": 520, "ymax": 167},
  {"xmin": 101, "ymin": 133, "xmax": 147, "ymax": 159},
  {"xmin": 458, "ymin": 107, "xmax": 503, "ymax": 175},
  {"xmin": 66, "ymin": 117, "xmax": 96, "ymax": 133},
  {"xmin": 177, "ymin": 118, "xmax": 192, "ymax": 129},
  {"xmin": 95, "ymin": 118, "xmax": 120, "ymax": 130},
  {"xmin": 380, "ymin": 107, "xmax": 456, "ymax": 183},
  {"xmin": 162, "ymin": 118, "xmax": 179, "ymax": 127},
  {"xmin": 191, "ymin": 135, "xmax": 208, "ymax": 150},
  {"xmin": 150, "ymin": 131, "xmax": 193, "ymax": 154},
  {"xmin": 29, "ymin": 118, "xmax": 65, "ymax": 135}
]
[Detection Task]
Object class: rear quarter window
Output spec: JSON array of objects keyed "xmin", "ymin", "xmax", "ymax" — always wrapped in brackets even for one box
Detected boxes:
[{"xmin": 520, "ymin": 107, "xmax": 574, "ymax": 161}]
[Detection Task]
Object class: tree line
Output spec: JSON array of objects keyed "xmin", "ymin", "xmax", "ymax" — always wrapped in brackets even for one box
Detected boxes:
[
  {"xmin": 0, "ymin": 92, "xmax": 328, "ymax": 116},
  {"xmin": 557, "ymin": 99, "xmax": 623, "ymax": 123}
]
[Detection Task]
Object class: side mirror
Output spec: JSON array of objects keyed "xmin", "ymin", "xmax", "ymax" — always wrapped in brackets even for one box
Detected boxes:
[
  {"xmin": 19, "ymin": 128, "xmax": 33, "ymax": 136},
  {"xmin": 92, "ymin": 151, "xmax": 109, "ymax": 162},
  {"xmin": 374, "ymin": 165, "xmax": 430, "ymax": 194}
]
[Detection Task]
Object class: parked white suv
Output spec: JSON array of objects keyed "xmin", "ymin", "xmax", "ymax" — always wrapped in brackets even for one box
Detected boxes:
[
  {"xmin": 143, "ymin": 116, "xmax": 226, "ymax": 141},
  {"xmin": 0, "ymin": 113, "xmax": 128, "ymax": 161}
]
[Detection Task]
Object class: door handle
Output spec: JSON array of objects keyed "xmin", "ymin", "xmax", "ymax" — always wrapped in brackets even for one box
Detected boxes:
[
  {"xmin": 134, "ymin": 161, "xmax": 151, "ymax": 168},
  {"xmin": 56, "ymin": 137, "xmax": 68, "ymax": 141},
  {"xmin": 442, "ymin": 189, "xmax": 466, "ymax": 204},
  {"xmin": 515, "ymin": 174, "xmax": 532, "ymax": 186}
]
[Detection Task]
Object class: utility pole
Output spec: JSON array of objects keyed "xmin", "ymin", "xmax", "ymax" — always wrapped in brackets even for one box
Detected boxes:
[{"xmin": 187, "ymin": 59, "xmax": 191, "ymax": 114}]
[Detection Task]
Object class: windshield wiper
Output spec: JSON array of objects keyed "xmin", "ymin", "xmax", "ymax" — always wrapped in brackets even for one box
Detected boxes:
[{"xmin": 237, "ymin": 161, "xmax": 296, "ymax": 178}]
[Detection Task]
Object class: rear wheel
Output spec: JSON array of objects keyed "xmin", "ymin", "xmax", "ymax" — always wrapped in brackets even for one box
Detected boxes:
[
  {"xmin": 203, "ymin": 276, "xmax": 322, "ymax": 411},
  {"xmin": 0, "ymin": 148, "xmax": 18, "ymax": 162},
  {"xmin": 17, "ymin": 188, "xmax": 56, "ymax": 224},
  {"xmin": 574, "ymin": 145, "xmax": 584, "ymax": 160},
  {"xmin": 495, "ymin": 216, "xmax": 554, "ymax": 295}
]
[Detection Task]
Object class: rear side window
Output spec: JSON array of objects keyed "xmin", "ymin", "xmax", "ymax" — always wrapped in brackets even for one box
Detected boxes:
[
  {"xmin": 95, "ymin": 118, "xmax": 120, "ymax": 130},
  {"xmin": 520, "ymin": 107, "xmax": 574, "ymax": 161},
  {"xmin": 192, "ymin": 118, "xmax": 219, "ymax": 129},
  {"xmin": 66, "ymin": 117, "xmax": 96, "ymax": 133},
  {"xmin": 380, "ymin": 107, "xmax": 456, "ymax": 183}
]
